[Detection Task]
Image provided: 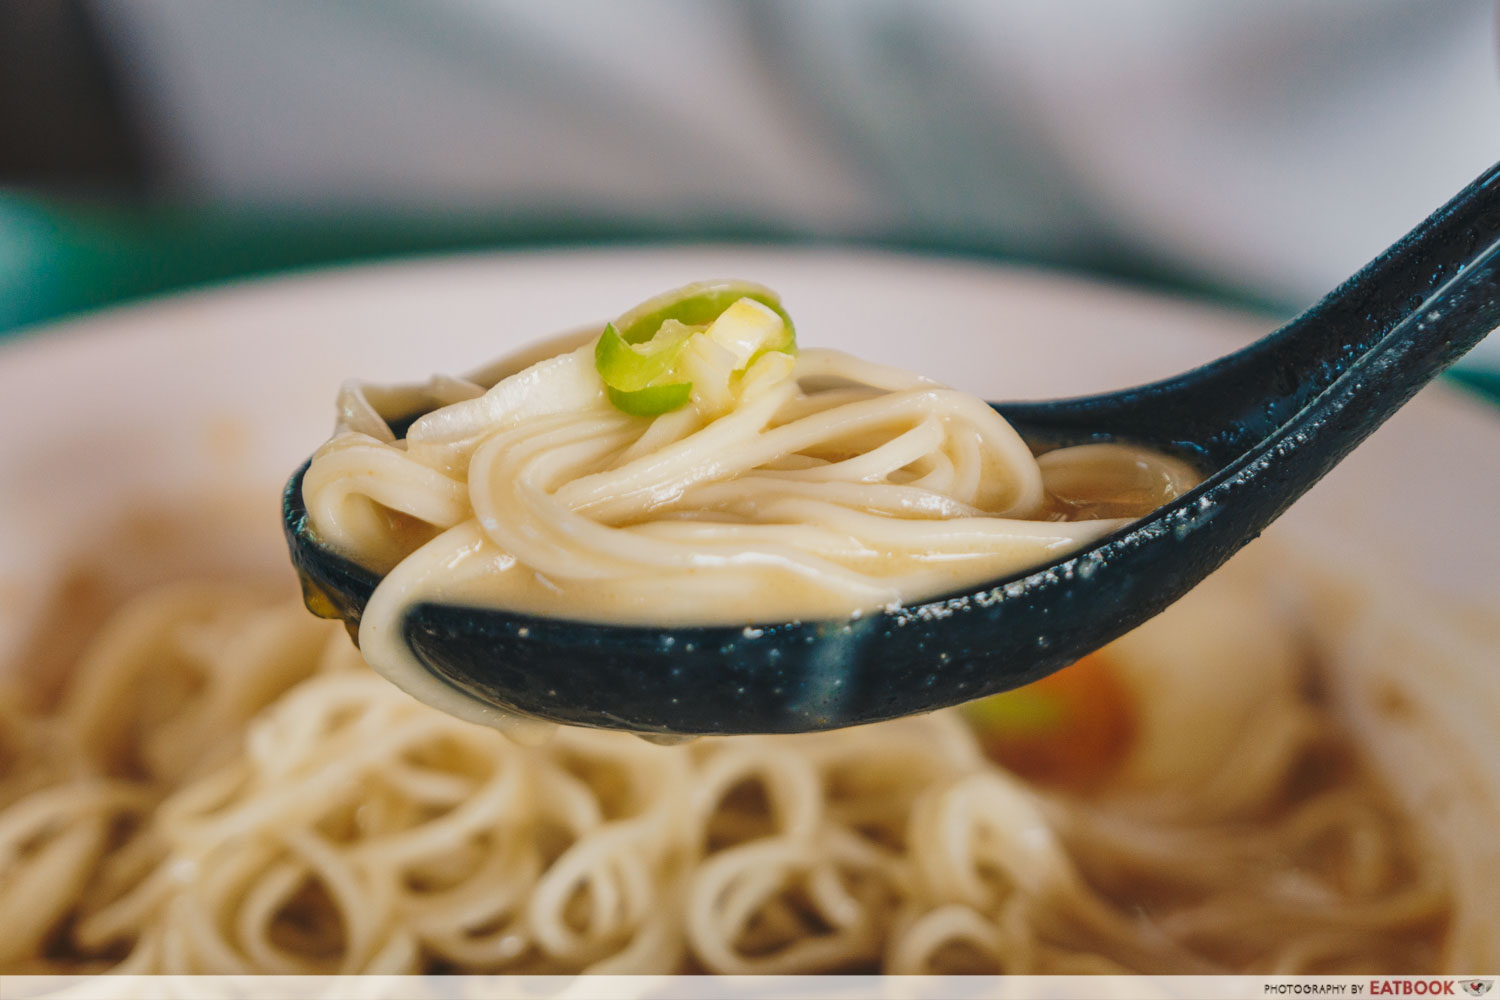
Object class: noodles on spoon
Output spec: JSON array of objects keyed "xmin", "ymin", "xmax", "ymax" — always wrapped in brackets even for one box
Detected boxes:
[{"xmin": 300, "ymin": 281, "xmax": 1198, "ymax": 729}]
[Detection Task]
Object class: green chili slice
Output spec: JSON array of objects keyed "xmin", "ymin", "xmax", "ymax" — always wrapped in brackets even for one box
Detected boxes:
[
  {"xmin": 594, "ymin": 322, "xmax": 694, "ymax": 392},
  {"xmin": 606, "ymin": 383, "xmax": 693, "ymax": 416},
  {"xmin": 612, "ymin": 280, "xmax": 795, "ymax": 348},
  {"xmin": 596, "ymin": 280, "xmax": 797, "ymax": 416}
]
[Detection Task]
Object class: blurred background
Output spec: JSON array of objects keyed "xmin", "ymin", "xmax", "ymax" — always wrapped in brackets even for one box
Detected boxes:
[{"xmin": 2, "ymin": 0, "xmax": 1498, "ymax": 400}]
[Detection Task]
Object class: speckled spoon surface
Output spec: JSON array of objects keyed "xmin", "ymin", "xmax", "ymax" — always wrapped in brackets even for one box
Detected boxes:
[{"xmin": 285, "ymin": 162, "xmax": 1500, "ymax": 736}]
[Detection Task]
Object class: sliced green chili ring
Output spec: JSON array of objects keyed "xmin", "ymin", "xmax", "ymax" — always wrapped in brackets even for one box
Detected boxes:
[
  {"xmin": 606, "ymin": 382, "xmax": 693, "ymax": 417},
  {"xmin": 598, "ymin": 280, "xmax": 797, "ymax": 417},
  {"xmin": 612, "ymin": 280, "xmax": 795, "ymax": 350},
  {"xmin": 594, "ymin": 322, "xmax": 694, "ymax": 392}
]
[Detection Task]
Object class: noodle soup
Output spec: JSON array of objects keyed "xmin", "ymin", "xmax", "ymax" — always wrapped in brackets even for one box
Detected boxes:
[{"xmin": 1, "ymin": 250, "xmax": 1495, "ymax": 973}]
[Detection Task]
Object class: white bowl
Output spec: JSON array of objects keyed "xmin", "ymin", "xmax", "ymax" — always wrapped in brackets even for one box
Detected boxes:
[{"xmin": 2, "ymin": 246, "xmax": 1497, "ymax": 965}]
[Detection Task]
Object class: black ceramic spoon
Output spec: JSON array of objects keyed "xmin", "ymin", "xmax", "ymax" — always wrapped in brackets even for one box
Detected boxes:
[{"xmin": 285, "ymin": 162, "xmax": 1500, "ymax": 736}]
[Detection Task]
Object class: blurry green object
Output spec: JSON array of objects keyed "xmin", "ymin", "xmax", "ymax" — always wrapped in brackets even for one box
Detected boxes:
[
  {"xmin": 2, "ymin": 191, "xmax": 1496, "ymax": 410},
  {"xmin": 0, "ymin": 191, "xmax": 1256, "ymax": 337},
  {"xmin": 1449, "ymin": 368, "xmax": 1500, "ymax": 406},
  {"xmin": 0, "ymin": 192, "xmax": 680, "ymax": 334}
]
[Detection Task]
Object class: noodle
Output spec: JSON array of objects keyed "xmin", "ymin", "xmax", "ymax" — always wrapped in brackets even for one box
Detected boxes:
[
  {"xmin": 0, "ymin": 284, "xmax": 1457, "ymax": 975},
  {"xmin": 0, "ymin": 577, "xmax": 1449, "ymax": 974},
  {"xmin": 307, "ymin": 351, "xmax": 1196, "ymax": 627},
  {"xmin": 301, "ymin": 285, "xmax": 1197, "ymax": 727}
]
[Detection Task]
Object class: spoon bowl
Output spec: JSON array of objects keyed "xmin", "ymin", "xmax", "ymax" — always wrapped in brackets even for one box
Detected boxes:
[{"xmin": 286, "ymin": 163, "xmax": 1500, "ymax": 735}]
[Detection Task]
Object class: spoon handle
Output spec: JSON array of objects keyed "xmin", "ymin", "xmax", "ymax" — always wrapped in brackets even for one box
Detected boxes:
[
  {"xmin": 1253, "ymin": 229, "xmax": 1500, "ymax": 503},
  {"xmin": 1001, "ymin": 161, "xmax": 1500, "ymax": 466}
]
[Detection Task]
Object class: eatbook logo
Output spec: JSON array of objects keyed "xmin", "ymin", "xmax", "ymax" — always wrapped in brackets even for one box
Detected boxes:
[{"xmin": 1463, "ymin": 982, "xmax": 1494, "ymax": 997}]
